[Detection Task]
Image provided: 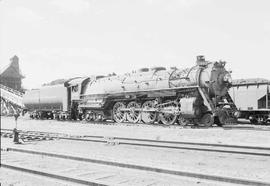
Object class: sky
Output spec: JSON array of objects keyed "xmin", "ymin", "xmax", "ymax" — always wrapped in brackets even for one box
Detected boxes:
[{"xmin": 0, "ymin": 0, "xmax": 269, "ymax": 89}]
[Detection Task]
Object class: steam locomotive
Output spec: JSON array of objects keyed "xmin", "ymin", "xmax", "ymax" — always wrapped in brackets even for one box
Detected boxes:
[{"xmin": 23, "ymin": 56, "xmax": 237, "ymax": 127}]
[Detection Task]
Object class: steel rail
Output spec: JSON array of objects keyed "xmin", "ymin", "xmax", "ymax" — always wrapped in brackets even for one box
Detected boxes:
[
  {"xmin": 1, "ymin": 163, "xmax": 107, "ymax": 186},
  {"xmin": 61, "ymin": 137, "xmax": 270, "ymax": 157},
  {"xmin": 84, "ymin": 135, "xmax": 270, "ymax": 151},
  {"xmin": 78, "ymin": 120, "xmax": 270, "ymax": 130},
  {"xmin": 223, "ymin": 126, "xmax": 270, "ymax": 131},
  {"xmin": 5, "ymin": 148, "xmax": 270, "ymax": 186},
  {"xmin": 1, "ymin": 127, "xmax": 270, "ymax": 150},
  {"xmin": 3, "ymin": 115, "xmax": 270, "ymax": 130}
]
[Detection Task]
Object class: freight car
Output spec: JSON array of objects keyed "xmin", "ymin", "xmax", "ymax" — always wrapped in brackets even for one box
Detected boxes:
[
  {"xmin": 23, "ymin": 56, "xmax": 237, "ymax": 127},
  {"xmin": 229, "ymin": 78, "xmax": 270, "ymax": 124}
]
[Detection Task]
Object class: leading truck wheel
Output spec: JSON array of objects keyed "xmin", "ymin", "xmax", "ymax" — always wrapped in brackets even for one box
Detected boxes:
[
  {"xmin": 178, "ymin": 116, "xmax": 189, "ymax": 126},
  {"xmin": 113, "ymin": 102, "xmax": 126, "ymax": 123},
  {"xmin": 216, "ymin": 112, "xmax": 228, "ymax": 127},
  {"xmin": 199, "ymin": 113, "xmax": 214, "ymax": 127}
]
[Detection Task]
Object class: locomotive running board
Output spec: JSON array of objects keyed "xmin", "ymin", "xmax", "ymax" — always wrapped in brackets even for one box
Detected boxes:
[
  {"xmin": 119, "ymin": 107, "xmax": 181, "ymax": 115},
  {"xmin": 81, "ymin": 85, "xmax": 200, "ymax": 98}
]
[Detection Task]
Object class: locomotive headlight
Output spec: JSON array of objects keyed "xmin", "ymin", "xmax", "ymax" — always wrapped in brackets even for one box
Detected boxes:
[{"xmin": 223, "ymin": 73, "xmax": 232, "ymax": 83}]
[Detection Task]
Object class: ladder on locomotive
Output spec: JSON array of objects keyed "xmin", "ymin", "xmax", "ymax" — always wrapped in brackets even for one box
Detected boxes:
[
  {"xmin": 198, "ymin": 88, "xmax": 237, "ymax": 111},
  {"xmin": 224, "ymin": 92, "xmax": 237, "ymax": 110}
]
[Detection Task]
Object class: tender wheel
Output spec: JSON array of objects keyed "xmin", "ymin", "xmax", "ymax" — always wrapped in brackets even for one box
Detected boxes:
[
  {"xmin": 54, "ymin": 114, "xmax": 60, "ymax": 120},
  {"xmin": 126, "ymin": 101, "xmax": 141, "ymax": 123},
  {"xmin": 90, "ymin": 112, "xmax": 97, "ymax": 121},
  {"xmin": 199, "ymin": 113, "xmax": 214, "ymax": 127},
  {"xmin": 141, "ymin": 101, "xmax": 157, "ymax": 124},
  {"xmin": 113, "ymin": 102, "xmax": 126, "ymax": 123},
  {"xmin": 95, "ymin": 113, "xmax": 105, "ymax": 121},
  {"xmin": 78, "ymin": 113, "xmax": 83, "ymax": 121},
  {"xmin": 36, "ymin": 112, "xmax": 40, "ymax": 119},
  {"xmin": 85, "ymin": 112, "xmax": 93, "ymax": 122}
]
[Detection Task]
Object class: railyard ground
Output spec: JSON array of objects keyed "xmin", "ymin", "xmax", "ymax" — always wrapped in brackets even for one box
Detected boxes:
[
  {"xmin": 1, "ymin": 116, "xmax": 270, "ymax": 186},
  {"xmin": 1, "ymin": 116, "xmax": 270, "ymax": 146}
]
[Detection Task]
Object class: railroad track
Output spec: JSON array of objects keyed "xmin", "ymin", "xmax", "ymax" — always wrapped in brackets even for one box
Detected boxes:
[
  {"xmin": 22, "ymin": 117, "xmax": 270, "ymax": 131},
  {"xmin": 0, "ymin": 128, "xmax": 79, "ymax": 142},
  {"xmin": 2, "ymin": 147, "xmax": 270, "ymax": 186},
  {"xmin": 222, "ymin": 125, "xmax": 270, "ymax": 131},
  {"xmin": 63, "ymin": 136, "xmax": 270, "ymax": 157},
  {"xmin": 2, "ymin": 128, "xmax": 270, "ymax": 157},
  {"xmin": 5, "ymin": 116, "xmax": 270, "ymax": 130},
  {"xmin": 82, "ymin": 120, "xmax": 270, "ymax": 131}
]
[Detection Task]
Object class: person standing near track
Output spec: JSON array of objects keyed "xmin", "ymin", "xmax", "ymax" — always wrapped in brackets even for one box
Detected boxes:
[{"xmin": 13, "ymin": 110, "xmax": 20, "ymax": 144}]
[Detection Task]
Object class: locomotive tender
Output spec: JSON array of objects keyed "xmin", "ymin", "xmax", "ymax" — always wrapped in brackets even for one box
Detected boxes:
[
  {"xmin": 23, "ymin": 77, "xmax": 89, "ymax": 119},
  {"xmin": 23, "ymin": 56, "xmax": 237, "ymax": 126}
]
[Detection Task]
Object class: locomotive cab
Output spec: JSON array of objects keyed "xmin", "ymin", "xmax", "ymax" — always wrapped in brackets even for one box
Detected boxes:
[{"xmin": 64, "ymin": 77, "xmax": 90, "ymax": 120}]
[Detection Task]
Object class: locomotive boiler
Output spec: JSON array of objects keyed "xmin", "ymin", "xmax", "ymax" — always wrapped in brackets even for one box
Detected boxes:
[{"xmin": 79, "ymin": 56, "xmax": 237, "ymax": 126}]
